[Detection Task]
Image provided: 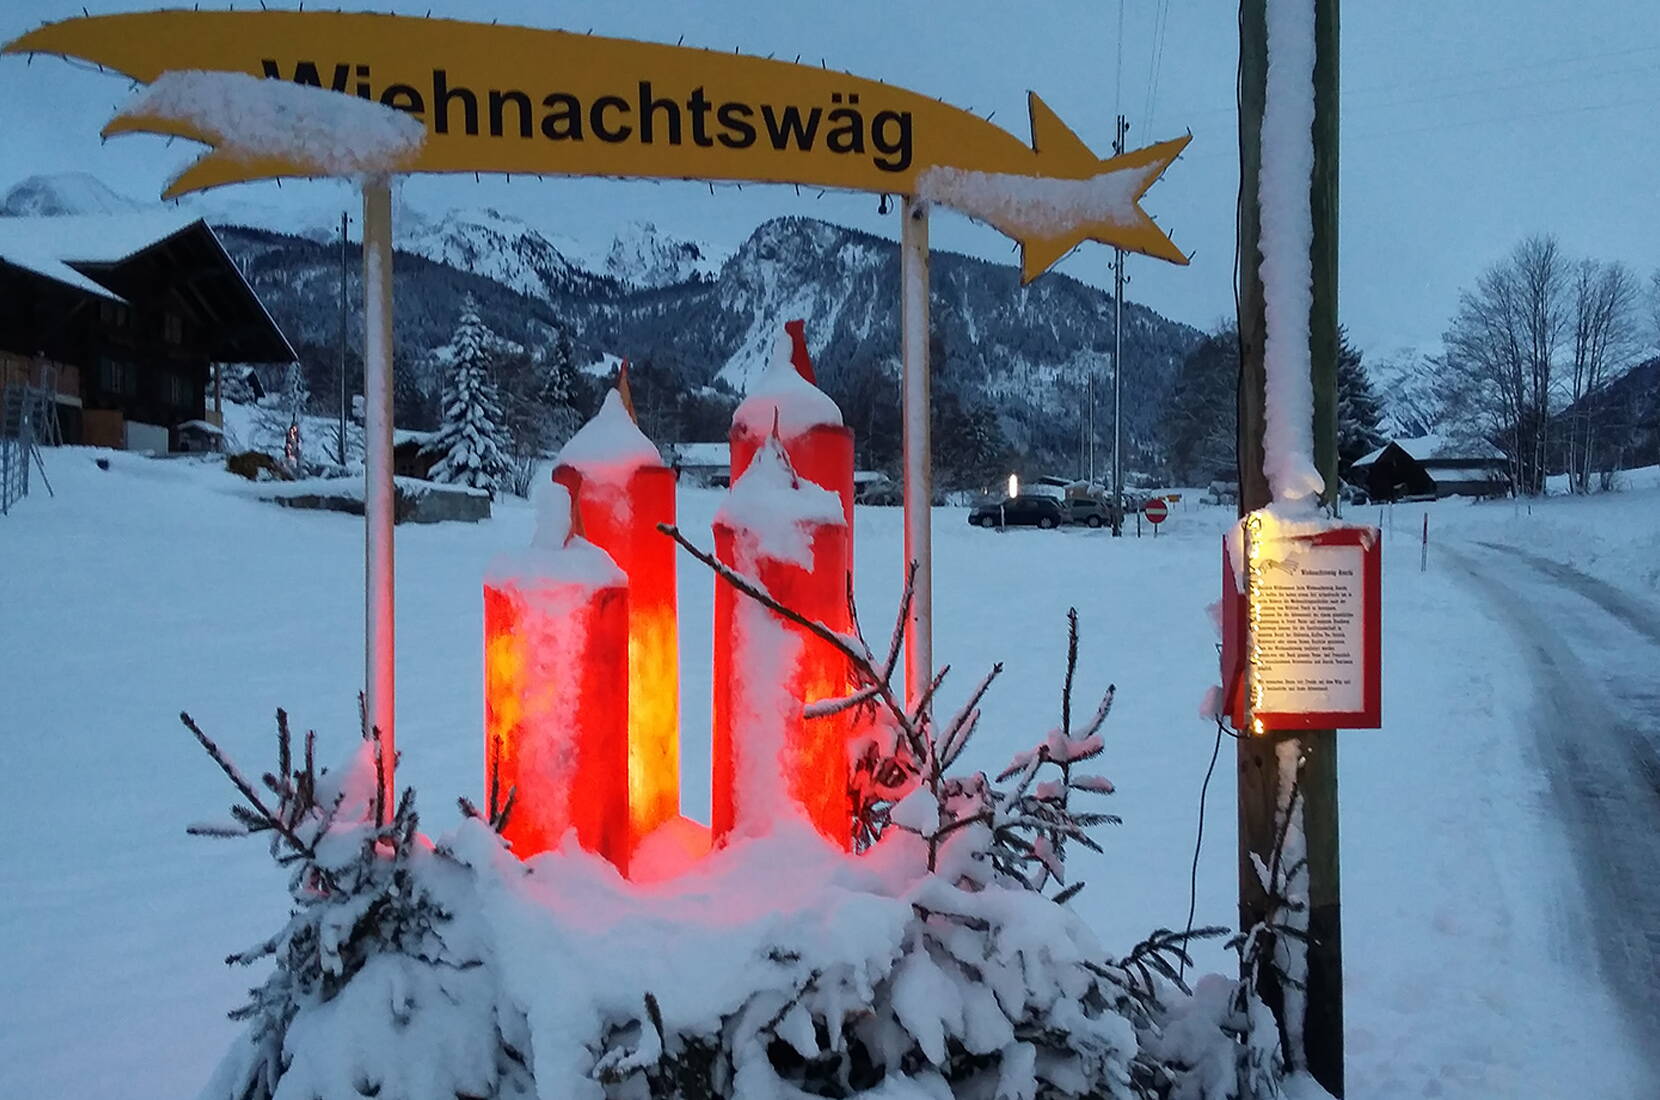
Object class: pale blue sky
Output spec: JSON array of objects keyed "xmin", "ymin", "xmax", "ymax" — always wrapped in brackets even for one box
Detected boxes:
[{"xmin": 3, "ymin": 0, "xmax": 1658, "ymax": 359}]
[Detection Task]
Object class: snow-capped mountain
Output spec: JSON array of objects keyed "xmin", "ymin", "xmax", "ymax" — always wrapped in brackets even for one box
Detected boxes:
[
  {"xmin": 393, "ymin": 209, "xmax": 720, "ymax": 295},
  {"xmin": 1368, "ymin": 346, "xmax": 1450, "ymax": 438},
  {"xmin": 1, "ymin": 173, "xmax": 146, "ymax": 217},
  {"xmin": 571, "ymin": 216, "xmax": 1201, "ymax": 467},
  {"xmin": 600, "ymin": 221, "xmax": 724, "ymax": 289},
  {"xmin": 395, "ymin": 206, "xmax": 616, "ymax": 299}
]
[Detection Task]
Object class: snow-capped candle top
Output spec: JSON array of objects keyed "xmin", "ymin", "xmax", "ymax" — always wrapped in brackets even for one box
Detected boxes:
[
  {"xmin": 732, "ymin": 329, "xmax": 844, "ymax": 439},
  {"xmin": 716, "ymin": 433, "xmax": 844, "ymax": 569},
  {"xmin": 554, "ymin": 389, "xmax": 666, "ymax": 476},
  {"xmin": 120, "ymin": 71, "xmax": 425, "ymax": 178},
  {"xmin": 486, "ymin": 482, "xmax": 625, "ymax": 589}
]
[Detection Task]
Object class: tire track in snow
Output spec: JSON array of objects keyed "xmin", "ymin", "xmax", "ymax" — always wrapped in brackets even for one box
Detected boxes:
[{"xmin": 1445, "ymin": 541, "xmax": 1660, "ymax": 1078}]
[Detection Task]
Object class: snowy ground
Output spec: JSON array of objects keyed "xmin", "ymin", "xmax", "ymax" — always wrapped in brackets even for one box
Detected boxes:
[{"xmin": 2, "ymin": 450, "xmax": 1656, "ymax": 1098}]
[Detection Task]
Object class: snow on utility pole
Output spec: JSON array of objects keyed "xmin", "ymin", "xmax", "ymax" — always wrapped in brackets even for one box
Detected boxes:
[{"xmin": 1237, "ymin": 0, "xmax": 1343, "ymax": 1094}]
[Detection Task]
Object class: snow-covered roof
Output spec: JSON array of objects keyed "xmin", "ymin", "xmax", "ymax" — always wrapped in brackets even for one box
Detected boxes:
[
  {"xmin": 1352, "ymin": 434, "xmax": 1504, "ymax": 468},
  {"xmin": 667, "ymin": 442, "xmax": 730, "ymax": 468},
  {"xmin": 0, "ymin": 209, "xmax": 205, "ymax": 301},
  {"xmin": 177, "ymin": 419, "xmax": 224, "ymax": 435},
  {"xmin": 393, "ymin": 428, "xmax": 436, "ymax": 447}
]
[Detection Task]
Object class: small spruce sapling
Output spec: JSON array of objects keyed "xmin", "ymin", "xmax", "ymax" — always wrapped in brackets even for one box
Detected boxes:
[
  {"xmin": 656, "ymin": 522, "xmax": 1266, "ymax": 1099},
  {"xmin": 180, "ymin": 706, "xmax": 530, "ymax": 1100}
]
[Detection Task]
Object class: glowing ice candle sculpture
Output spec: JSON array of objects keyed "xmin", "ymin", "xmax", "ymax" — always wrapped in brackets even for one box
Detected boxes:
[
  {"xmin": 553, "ymin": 386, "xmax": 680, "ymax": 852},
  {"xmin": 484, "ymin": 482, "xmax": 630, "ymax": 869},
  {"xmin": 730, "ymin": 323, "xmax": 856, "ymax": 551},
  {"xmin": 712, "ymin": 433, "xmax": 851, "ymax": 846}
]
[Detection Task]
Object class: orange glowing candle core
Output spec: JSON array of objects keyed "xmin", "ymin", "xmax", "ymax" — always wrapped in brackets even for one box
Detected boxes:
[
  {"xmin": 483, "ymin": 483, "xmax": 630, "ymax": 869},
  {"xmin": 554, "ymin": 387, "xmax": 680, "ymax": 855}
]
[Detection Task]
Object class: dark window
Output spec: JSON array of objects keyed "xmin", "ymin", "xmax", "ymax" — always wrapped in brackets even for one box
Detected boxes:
[
  {"xmin": 98, "ymin": 357, "xmax": 135, "ymax": 396},
  {"xmin": 163, "ymin": 312, "xmax": 184, "ymax": 345},
  {"xmin": 168, "ymin": 373, "xmax": 191, "ymax": 407}
]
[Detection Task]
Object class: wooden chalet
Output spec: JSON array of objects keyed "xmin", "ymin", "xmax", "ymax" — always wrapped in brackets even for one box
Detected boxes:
[
  {"xmin": 0, "ymin": 211, "xmax": 295, "ymax": 451},
  {"xmin": 1348, "ymin": 434, "xmax": 1510, "ymax": 501}
]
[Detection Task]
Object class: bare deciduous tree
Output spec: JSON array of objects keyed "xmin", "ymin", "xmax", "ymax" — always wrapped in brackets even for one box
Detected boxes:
[
  {"xmin": 1442, "ymin": 235, "xmax": 1567, "ymax": 495},
  {"xmin": 1565, "ymin": 260, "xmax": 1640, "ymax": 492}
]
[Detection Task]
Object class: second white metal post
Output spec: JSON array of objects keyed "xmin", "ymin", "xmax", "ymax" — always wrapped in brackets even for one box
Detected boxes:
[
  {"xmin": 900, "ymin": 197, "xmax": 932, "ymax": 705},
  {"xmin": 362, "ymin": 178, "xmax": 396, "ymax": 813}
]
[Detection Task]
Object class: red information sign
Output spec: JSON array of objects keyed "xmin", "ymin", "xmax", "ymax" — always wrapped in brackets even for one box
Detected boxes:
[
  {"xmin": 1220, "ymin": 524, "xmax": 1381, "ymax": 731},
  {"xmin": 1144, "ymin": 498, "xmax": 1169, "ymax": 524}
]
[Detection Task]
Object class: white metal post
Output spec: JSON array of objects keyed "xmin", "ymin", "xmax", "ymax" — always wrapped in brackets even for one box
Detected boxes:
[
  {"xmin": 362, "ymin": 178, "xmax": 396, "ymax": 814},
  {"xmin": 900, "ymin": 197, "xmax": 932, "ymax": 705}
]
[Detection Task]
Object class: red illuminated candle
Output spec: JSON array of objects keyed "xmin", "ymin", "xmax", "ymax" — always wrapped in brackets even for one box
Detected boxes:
[
  {"xmin": 712, "ymin": 433, "xmax": 851, "ymax": 847},
  {"xmin": 730, "ymin": 323, "xmax": 856, "ymax": 549},
  {"xmin": 484, "ymin": 482, "xmax": 630, "ymax": 870},
  {"xmin": 553, "ymin": 386, "xmax": 680, "ymax": 854}
]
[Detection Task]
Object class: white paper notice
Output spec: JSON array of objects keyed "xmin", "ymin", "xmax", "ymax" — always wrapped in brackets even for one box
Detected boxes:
[{"xmin": 1255, "ymin": 541, "xmax": 1364, "ymax": 715}]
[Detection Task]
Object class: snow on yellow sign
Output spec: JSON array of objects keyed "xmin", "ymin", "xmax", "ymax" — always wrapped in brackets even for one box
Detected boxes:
[{"xmin": 3, "ymin": 10, "xmax": 1189, "ymax": 281}]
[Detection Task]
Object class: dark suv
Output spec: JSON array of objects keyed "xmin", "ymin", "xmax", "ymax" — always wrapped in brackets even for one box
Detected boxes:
[{"xmin": 968, "ymin": 495, "xmax": 1065, "ymax": 529}]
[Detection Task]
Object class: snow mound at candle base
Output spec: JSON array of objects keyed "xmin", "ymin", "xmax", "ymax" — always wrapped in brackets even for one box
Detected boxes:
[
  {"xmin": 191, "ymin": 735, "xmax": 1287, "ymax": 1100},
  {"xmin": 259, "ymin": 814, "xmax": 1254, "ymax": 1100}
]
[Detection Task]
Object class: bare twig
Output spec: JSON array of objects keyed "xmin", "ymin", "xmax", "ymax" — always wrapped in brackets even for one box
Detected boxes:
[{"xmin": 179, "ymin": 711, "xmax": 325, "ymax": 870}]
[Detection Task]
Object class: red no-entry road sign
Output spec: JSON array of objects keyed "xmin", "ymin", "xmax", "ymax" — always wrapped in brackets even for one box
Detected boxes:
[{"xmin": 1144, "ymin": 498, "xmax": 1169, "ymax": 524}]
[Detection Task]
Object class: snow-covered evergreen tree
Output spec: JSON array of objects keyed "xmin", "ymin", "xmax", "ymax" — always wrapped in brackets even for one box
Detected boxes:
[
  {"xmin": 249, "ymin": 360, "xmax": 311, "ymax": 469},
  {"xmin": 220, "ymin": 364, "xmax": 257, "ymax": 404},
  {"xmin": 529, "ymin": 324, "xmax": 581, "ymax": 451},
  {"xmin": 1336, "ymin": 330, "xmax": 1386, "ymax": 469},
  {"xmin": 426, "ymin": 295, "xmax": 513, "ymax": 495},
  {"xmin": 538, "ymin": 326, "xmax": 576, "ymax": 410}
]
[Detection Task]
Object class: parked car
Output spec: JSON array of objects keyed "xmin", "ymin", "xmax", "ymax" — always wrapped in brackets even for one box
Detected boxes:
[
  {"xmin": 968, "ymin": 494, "xmax": 1065, "ymax": 529},
  {"xmin": 1062, "ymin": 496, "xmax": 1115, "ymax": 528}
]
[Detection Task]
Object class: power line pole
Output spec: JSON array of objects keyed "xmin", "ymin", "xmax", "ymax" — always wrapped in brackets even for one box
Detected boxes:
[
  {"xmin": 1237, "ymin": 0, "xmax": 1342, "ymax": 1094},
  {"xmin": 1111, "ymin": 112, "xmax": 1128, "ymax": 537},
  {"xmin": 338, "ymin": 210, "xmax": 350, "ymax": 465}
]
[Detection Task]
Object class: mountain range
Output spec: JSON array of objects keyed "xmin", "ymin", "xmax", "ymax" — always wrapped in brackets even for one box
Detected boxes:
[{"xmin": 6, "ymin": 171, "xmax": 1201, "ymax": 476}]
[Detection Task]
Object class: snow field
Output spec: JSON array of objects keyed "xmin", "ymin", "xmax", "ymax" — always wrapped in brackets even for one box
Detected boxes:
[
  {"xmin": 1408, "ymin": 465, "xmax": 1660, "ymax": 596},
  {"xmin": 0, "ymin": 452, "xmax": 1650, "ymax": 1097}
]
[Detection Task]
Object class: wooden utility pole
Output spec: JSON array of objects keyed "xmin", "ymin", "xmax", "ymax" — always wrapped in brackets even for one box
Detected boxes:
[
  {"xmin": 1111, "ymin": 113, "xmax": 1128, "ymax": 537},
  {"xmin": 900, "ymin": 197, "xmax": 933, "ymax": 704},
  {"xmin": 338, "ymin": 210, "xmax": 350, "ymax": 466},
  {"xmin": 1236, "ymin": 0, "xmax": 1343, "ymax": 1095}
]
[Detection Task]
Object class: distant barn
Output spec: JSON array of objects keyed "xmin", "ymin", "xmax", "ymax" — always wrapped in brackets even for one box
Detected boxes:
[
  {"xmin": 1348, "ymin": 435, "xmax": 1509, "ymax": 501},
  {"xmin": 666, "ymin": 441, "xmax": 729, "ymax": 487}
]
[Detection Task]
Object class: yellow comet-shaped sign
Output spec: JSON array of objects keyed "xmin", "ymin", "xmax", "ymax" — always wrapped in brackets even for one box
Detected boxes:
[{"xmin": 3, "ymin": 10, "xmax": 1190, "ymax": 281}]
